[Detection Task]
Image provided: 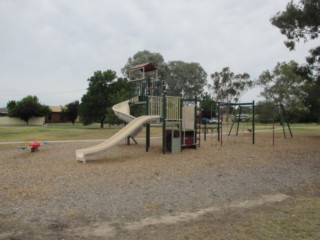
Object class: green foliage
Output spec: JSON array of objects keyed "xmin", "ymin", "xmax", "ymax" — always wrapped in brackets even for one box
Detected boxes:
[
  {"xmin": 258, "ymin": 61, "xmax": 305, "ymax": 102},
  {"xmin": 106, "ymin": 77, "xmax": 131, "ymax": 125},
  {"xmin": 7, "ymin": 100, "xmax": 17, "ymax": 116},
  {"xmin": 6, "ymin": 95, "xmax": 51, "ymax": 125},
  {"xmin": 271, "ymin": 0, "xmax": 320, "ymax": 80},
  {"xmin": 200, "ymin": 93, "xmax": 217, "ymax": 118},
  {"xmin": 270, "ymin": 0, "xmax": 320, "ymax": 122},
  {"xmin": 209, "ymin": 67, "xmax": 252, "ymax": 103},
  {"xmin": 123, "ymin": 50, "xmax": 208, "ymax": 99},
  {"xmin": 271, "ymin": 0, "xmax": 320, "ymax": 49},
  {"xmin": 79, "ymin": 70, "xmax": 117, "ymax": 128},
  {"xmin": 165, "ymin": 61, "xmax": 207, "ymax": 98},
  {"xmin": 79, "ymin": 70, "xmax": 131, "ymax": 128},
  {"xmin": 255, "ymin": 101, "xmax": 279, "ymax": 122},
  {"xmin": 65, "ymin": 100, "xmax": 79, "ymax": 125},
  {"xmin": 257, "ymin": 61, "xmax": 312, "ymax": 122},
  {"xmin": 303, "ymin": 80, "xmax": 320, "ymax": 122}
]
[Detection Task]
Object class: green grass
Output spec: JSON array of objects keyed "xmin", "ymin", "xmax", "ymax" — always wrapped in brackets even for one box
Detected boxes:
[
  {"xmin": 0, "ymin": 123, "xmax": 121, "ymax": 142},
  {"xmin": 0, "ymin": 123, "xmax": 163, "ymax": 142},
  {"xmin": 289, "ymin": 123, "xmax": 320, "ymax": 132},
  {"xmin": 0, "ymin": 122, "xmax": 319, "ymax": 142},
  {"xmin": 225, "ymin": 122, "xmax": 320, "ymax": 134}
]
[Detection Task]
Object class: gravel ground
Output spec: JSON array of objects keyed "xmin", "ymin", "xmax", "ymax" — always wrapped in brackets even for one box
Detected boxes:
[{"xmin": 0, "ymin": 132, "xmax": 320, "ymax": 239}]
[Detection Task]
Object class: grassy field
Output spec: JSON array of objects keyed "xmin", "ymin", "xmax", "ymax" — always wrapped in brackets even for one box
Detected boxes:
[
  {"xmin": 0, "ymin": 123, "xmax": 115, "ymax": 142},
  {"xmin": 0, "ymin": 123, "xmax": 164, "ymax": 142},
  {"xmin": 0, "ymin": 122, "xmax": 319, "ymax": 142}
]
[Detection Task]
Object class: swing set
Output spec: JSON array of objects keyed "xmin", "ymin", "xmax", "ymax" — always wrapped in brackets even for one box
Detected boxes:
[
  {"xmin": 216, "ymin": 101, "xmax": 293, "ymax": 146},
  {"xmin": 217, "ymin": 101, "xmax": 256, "ymax": 145}
]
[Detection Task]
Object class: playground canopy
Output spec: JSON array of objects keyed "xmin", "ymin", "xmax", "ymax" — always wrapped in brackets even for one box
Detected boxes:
[{"xmin": 129, "ymin": 62, "xmax": 157, "ymax": 72}]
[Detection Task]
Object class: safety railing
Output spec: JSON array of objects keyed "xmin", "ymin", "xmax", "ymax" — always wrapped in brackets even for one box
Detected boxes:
[
  {"xmin": 148, "ymin": 96, "xmax": 163, "ymax": 116},
  {"xmin": 148, "ymin": 96, "xmax": 181, "ymax": 120},
  {"xmin": 166, "ymin": 96, "xmax": 181, "ymax": 120}
]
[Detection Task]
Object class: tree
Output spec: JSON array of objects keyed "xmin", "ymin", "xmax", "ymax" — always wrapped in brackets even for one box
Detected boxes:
[
  {"xmin": 255, "ymin": 101, "xmax": 280, "ymax": 123},
  {"xmin": 200, "ymin": 92, "xmax": 217, "ymax": 118},
  {"xmin": 6, "ymin": 95, "xmax": 51, "ymax": 125},
  {"xmin": 105, "ymin": 77, "xmax": 131, "ymax": 125},
  {"xmin": 122, "ymin": 50, "xmax": 207, "ymax": 99},
  {"xmin": 79, "ymin": 70, "xmax": 117, "ymax": 128},
  {"xmin": 165, "ymin": 61, "xmax": 207, "ymax": 98},
  {"xmin": 271, "ymin": 0, "xmax": 320, "ymax": 80},
  {"xmin": 257, "ymin": 61, "xmax": 310, "ymax": 122},
  {"xmin": 271, "ymin": 0, "xmax": 320, "ymax": 122},
  {"xmin": 65, "ymin": 100, "xmax": 79, "ymax": 125},
  {"xmin": 303, "ymin": 80, "xmax": 320, "ymax": 122},
  {"xmin": 209, "ymin": 67, "xmax": 252, "ymax": 103}
]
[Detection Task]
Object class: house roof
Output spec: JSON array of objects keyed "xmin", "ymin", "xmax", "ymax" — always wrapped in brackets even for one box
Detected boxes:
[
  {"xmin": 49, "ymin": 106, "xmax": 64, "ymax": 112},
  {"xmin": 0, "ymin": 107, "xmax": 7, "ymax": 114}
]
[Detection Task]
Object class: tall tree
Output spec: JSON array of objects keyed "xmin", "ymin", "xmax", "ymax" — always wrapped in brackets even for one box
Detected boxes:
[
  {"xmin": 79, "ymin": 70, "xmax": 117, "ymax": 128},
  {"xmin": 165, "ymin": 61, "xmax": 207, "ymax": 98},
  {"xmin": 6, "ymin": 95, "xmax": 51, "ymax": 125},
  {"xmin": 257, "ymin": 61, "xmax": 310, "ymax": 122},
  {"xmin": 209, "ymin": 67, "xmax": 252, "ymax": 103},
  {"xmin": 271, "ymin": 0, "xmax": 320, "ymax": 122},
  {"xmin": 271, "ymin": 0, "xmax": 320, "ymax": 80},
  {"xmin": 65, "ymin": 100, "xmax": 79, "ymax": 125}
]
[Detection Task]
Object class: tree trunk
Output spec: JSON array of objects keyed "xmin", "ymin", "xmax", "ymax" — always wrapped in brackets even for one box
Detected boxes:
[{"xmin": 100, "ymin": 116, "xmax": 106, "ymax": 128}]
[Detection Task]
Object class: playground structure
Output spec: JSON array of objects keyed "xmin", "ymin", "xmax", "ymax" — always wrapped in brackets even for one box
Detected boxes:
[{"xmin": 76, "ymin": 62, "xmax": 200, "ymax": 162}]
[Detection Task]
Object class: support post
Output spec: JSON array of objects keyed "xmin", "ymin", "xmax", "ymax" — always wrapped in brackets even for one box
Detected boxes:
[
  {"xmin": 279, "ymin": 104, "xmax": 286, "ymax": 138},
  {"xmin": 146, "ymin": 123, "xmax": 150, "ymax": 152},
  {"xmin": 272, "ymin": 119, "xmax": 275, "ymax": 146},
  {"xmin": 162, "ymin": 92, "xmax": 167, "ymax": 154},
  {"xmin": 220, "ymin": 113, "xmax": 223, "ymax": 146},
  {"xmin": 217, "ymin": 102, "xmax": 220, "ymax": 142},
  {"xmin": 280, "ymin": 104, "xmax": 293, "ymax": 138},
  {"xmin": 252, "ymin": 100, "xmax": 255, "ymax": 144},
  {"xmin": 195, "ymin": 96, "xmax": 200, "ymax": 147},
  {"xmin": 228, "ymin": 106, "xmax": 240, "ymax": 136},
  {"xmin": 236, "ymin": 106, "xmax": 242, "ymax": 136},
  {"xmin": 145, "ymin": 89, "xmax": 150, "ymax": 152}
]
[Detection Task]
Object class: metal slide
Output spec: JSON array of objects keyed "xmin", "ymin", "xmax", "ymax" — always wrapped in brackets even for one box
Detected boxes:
[{"xmin": 76, "ymin": 100, "xmax": 159, "ymax": 162}]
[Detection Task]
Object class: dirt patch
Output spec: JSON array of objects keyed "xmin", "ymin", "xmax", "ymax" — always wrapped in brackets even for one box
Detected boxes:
[
  {"xmin": 0, "ymin": 132, "xmax": 319, "ymax": 239},
  {"xmin": 123, "ymin": 193, "xmax": 289, "ymax": 231}
]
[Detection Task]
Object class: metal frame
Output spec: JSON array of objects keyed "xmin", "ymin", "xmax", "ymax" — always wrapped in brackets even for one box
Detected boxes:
[{"xmin": 217, "ymin": 101, "xmax": 255, "ymax": 145}]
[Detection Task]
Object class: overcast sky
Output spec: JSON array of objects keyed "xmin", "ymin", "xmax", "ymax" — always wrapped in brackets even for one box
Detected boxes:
[{"xmin": 0, "ymin": 0, "xmax": 313, "ymax": 106}]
